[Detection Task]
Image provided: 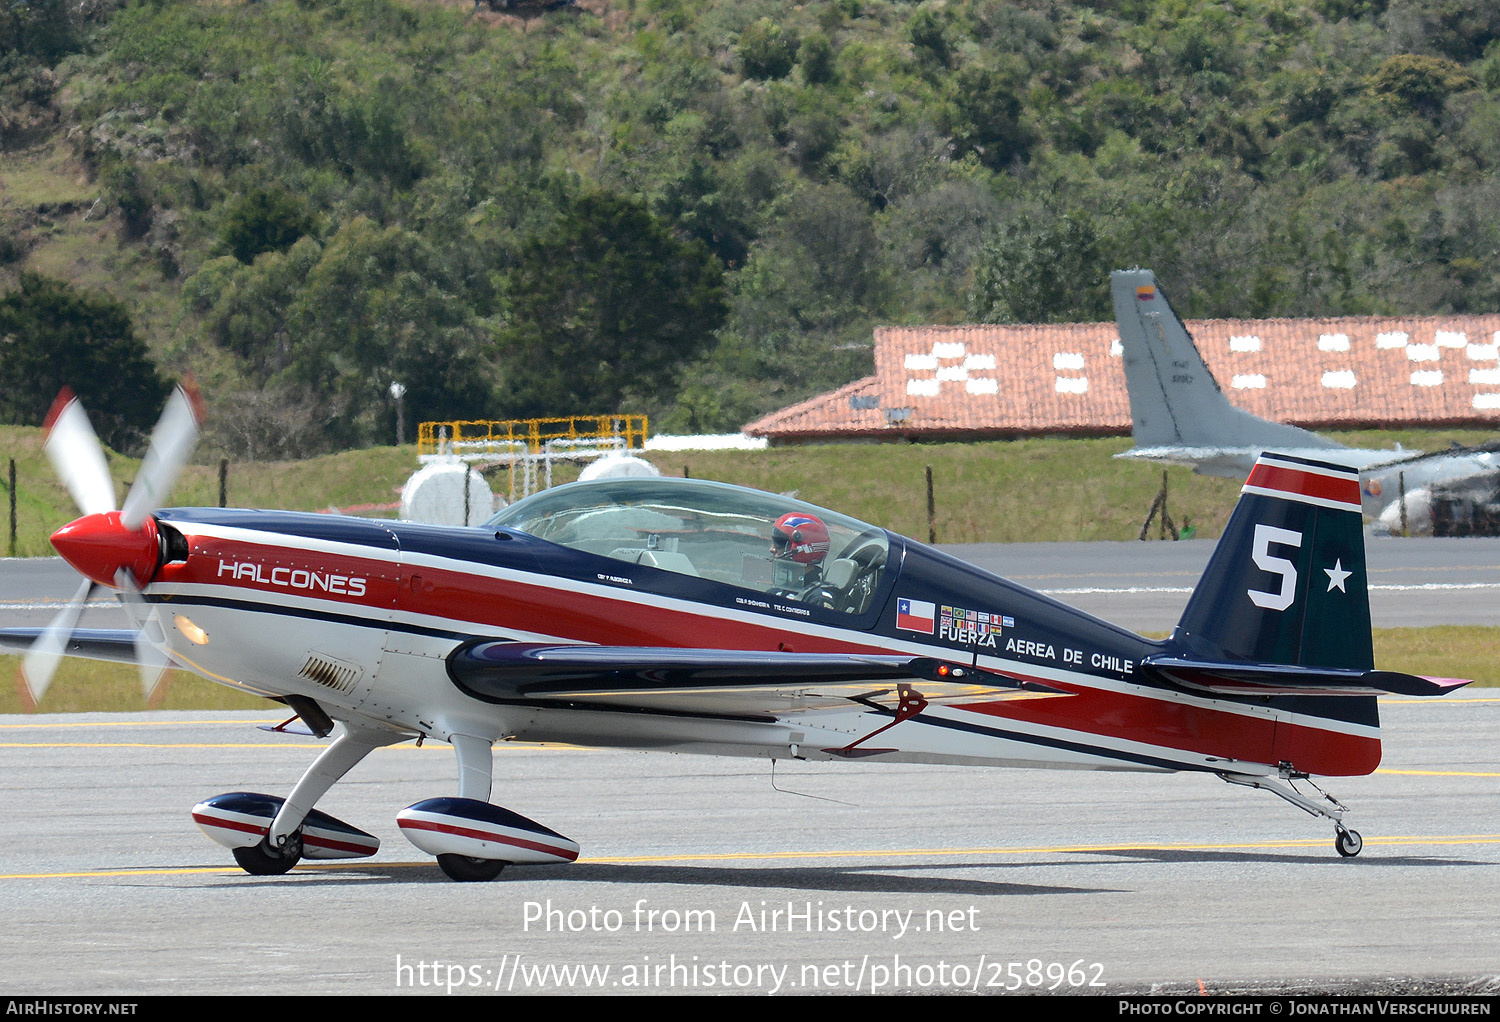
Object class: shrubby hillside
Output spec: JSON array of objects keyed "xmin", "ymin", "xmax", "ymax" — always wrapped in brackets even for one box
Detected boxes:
[{"xmin": 2, "ymin": 0, "xmax": 1498, "ymax": 455}]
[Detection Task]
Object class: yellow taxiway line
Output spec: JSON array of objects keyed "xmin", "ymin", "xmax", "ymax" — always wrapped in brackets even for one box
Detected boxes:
[{"xmin": 6, "ymin": 834, "xmax": 1500, "ymax": 882}]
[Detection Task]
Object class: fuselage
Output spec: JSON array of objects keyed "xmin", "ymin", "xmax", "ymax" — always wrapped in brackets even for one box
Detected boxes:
[{"xmin": 133, "ymin": 479, "xmax": 1380, "ymax": 779}]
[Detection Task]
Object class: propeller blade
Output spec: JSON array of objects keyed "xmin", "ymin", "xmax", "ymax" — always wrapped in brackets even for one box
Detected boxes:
[
  {"xmin": 42, "ymin": 389, "xmax": 117, "ymax": 518},
  {"xmin": 138, "ymin": 641, "xmax": 170, "ymax": 704},
  {"xmin": 116, "ymin": 571, "xmax": 171, "ymax": 702},
  {"xmin": 20, "ymin": 577, "xmax": 95, "ymax": 708},
  {"xmin": 121, "ymin": 380, "xmax": 203, "ymax": 530}
]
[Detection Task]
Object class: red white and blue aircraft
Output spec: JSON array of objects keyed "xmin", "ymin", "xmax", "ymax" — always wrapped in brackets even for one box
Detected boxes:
[{"xmin": 2, "ymin": 388, "xmax": 1470, "ymax": 880}]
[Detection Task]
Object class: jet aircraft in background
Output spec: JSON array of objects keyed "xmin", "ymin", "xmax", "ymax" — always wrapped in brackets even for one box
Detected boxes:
[{"xmin": 1111, "ymin": 268, "xmax": 1500, "ymax": 532}]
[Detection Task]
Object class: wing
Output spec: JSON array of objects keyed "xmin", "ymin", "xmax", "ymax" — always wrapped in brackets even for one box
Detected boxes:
[
  {"xmin": 0, "ymin": 627, "xmax": 140, "ymax": 664},
  {"xmin": 447, "ymin": 640, "xmax": 1068, "ymax": 717}
]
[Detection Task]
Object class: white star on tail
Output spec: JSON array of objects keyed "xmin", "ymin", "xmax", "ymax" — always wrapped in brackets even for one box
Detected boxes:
[{"xmin": 1325, "ymin": 559, "xmax": 1351, "ymax": 593}]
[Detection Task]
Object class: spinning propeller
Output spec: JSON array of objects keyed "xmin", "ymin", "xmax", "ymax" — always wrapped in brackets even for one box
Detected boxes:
[{"xmin": 21, "ymin": 383, "xmax": 203, "ymax": 708}]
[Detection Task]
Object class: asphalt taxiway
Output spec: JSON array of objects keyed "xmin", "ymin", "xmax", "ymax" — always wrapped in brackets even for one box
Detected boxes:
[
  {"xmin": 6, "ymin": 535, "xmax": 1500, "ymax": 635},
  {"xmin": 948, "ymin": 536, "xmax": 1500, "ymax": 631},
  {"xmin": 0, "ymin": 698, "xmax": 1497, "ymax": 996}
]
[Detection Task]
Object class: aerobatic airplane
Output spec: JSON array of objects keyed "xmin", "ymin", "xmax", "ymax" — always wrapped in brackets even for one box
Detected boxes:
[
  {"xmin": 1112, "ymin": 267, "xmax": 1500, "ymax": 531},
  {"xmin": 1, "ymin": 387, "xmax": 1468, "ymax": 880}
]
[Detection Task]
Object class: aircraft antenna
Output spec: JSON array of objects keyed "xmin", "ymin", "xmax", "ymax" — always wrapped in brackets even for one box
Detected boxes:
[{"xmin": 768, "ymin": 759, "xmax": 857, "ymax": 807}]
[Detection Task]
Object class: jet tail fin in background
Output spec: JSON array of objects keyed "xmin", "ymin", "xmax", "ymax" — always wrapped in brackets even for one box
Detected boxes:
[{"xmin": 1110, "ymin": 269, "xmax": 1342, "ymax": 462}]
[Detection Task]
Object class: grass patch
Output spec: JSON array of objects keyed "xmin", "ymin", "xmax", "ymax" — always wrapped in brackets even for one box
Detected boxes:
[
  {"xmin": 0, "ymin": 424, "xmax": 111, "ymax": 557},
  {"xmin": 0, "ymin": 142, "xmax": 95, "ymax": 208},
  {"xmin": 168, "ymin": 444, "xmax": 418, "ymax": 514},
  {"xmin": 644, "ymin": 436, "xmax": 1245, "ymax": 544},
  {"xmin": 4, "ymin": 426, "xmax": 1500, "ymax": 554},
  {"xmin": 0, "ymin": 658, "xmax": 272, "ymax": 714},
  {"xmin": 1373, "ymin": 626, "xmax": 1500, "ymax": 687},
  {"xmin": 1321, "ymin": 427, "xmax": 1496, "ymax": 454}
]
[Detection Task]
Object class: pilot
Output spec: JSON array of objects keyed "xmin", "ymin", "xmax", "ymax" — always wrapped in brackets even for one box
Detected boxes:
[{"xmin": 769, "ymin": 512, "xmax": 830, "ymax": 593}]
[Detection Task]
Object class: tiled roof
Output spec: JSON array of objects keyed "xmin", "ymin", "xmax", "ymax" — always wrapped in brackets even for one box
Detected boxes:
[{"xmin": 744, "ymin": 316, "xmax": 1500, "ymax": 441}]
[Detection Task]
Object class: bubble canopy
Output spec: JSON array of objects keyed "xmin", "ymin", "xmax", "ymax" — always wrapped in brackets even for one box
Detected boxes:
[{"xmin": 486, "ymin": 479, "xmax": 892, "ymax": 615}]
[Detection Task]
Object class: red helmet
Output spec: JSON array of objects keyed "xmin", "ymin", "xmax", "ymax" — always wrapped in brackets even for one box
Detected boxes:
[{"xmin": 770, "ymin": 513, "xmax": 830, "ymax": 564}]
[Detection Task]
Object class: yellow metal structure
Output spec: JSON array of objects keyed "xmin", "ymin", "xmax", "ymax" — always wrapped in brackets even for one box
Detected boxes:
[{"xmin": 418, "ymin": 415, "xmax": 649, "ymax": 458}]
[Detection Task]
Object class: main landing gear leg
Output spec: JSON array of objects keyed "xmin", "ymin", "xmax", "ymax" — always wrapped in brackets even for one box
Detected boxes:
[
  {"xmin": 452, "ymin": 733, "xmax": 493, "ymax": 802},
  {"xmin": 434, "ymin": 734, "xmax": 505, "ymax": 882},
  {"xmin": 1218, "ymin": 770, "xmax": 1363, "ymax": 858},
  {"xmin": 237, "ymin": 726, "xmax": 404, "ymax": 875}
]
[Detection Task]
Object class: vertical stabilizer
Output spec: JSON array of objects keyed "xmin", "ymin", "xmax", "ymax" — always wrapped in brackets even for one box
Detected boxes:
[
  {"xmin": 1172, "ymin": 453, "xmax": 1371, "ymax": 670},
  {"xmin": 1111, "ymin": 269, "xmax": 1341, "ymax": 454}
]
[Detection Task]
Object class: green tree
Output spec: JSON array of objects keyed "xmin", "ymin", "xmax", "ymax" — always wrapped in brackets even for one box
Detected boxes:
[
  {"xmin": 0, "ymin": 273, "xmax": 169, "ymax": 451},
  {"xmin": 220, "ymin": 188, "xmax": 313, "ymax": 265},
  {"xmin": 0, "ymin": 0, "xmax": 79, "ymax": 62},
  {"xmin": 967, "ymin": 212, "xmax": 1112, "ymax": 324},
  {"xmin": 498, "ymin": 192, "xmax": 727, "ymax": 416},
  {"xmin": 187, "ymin": 220, "xmax": 497, "ymax": 452},
  {"xmin": 1385, "ymin": 0, "xmax": 1500, "ymax": 61},
  {"xmin": 655, "ymin": 157, "xmax": 756, "ymax": 269},
  {"xmin": 1368, "ymin": 54, "xmax": 1476, "ymax": 117},
  {"xmin": 943, "ymin": 63, "xmax": 1034, "ymax": 170},
  {"xmin": 696, "ymin": 182, "xmax": 883, "ymax": 429},
  {"xmin": 285, "ymin": 219, "xmax": 495, "ymax": 447},
  {"xmin": 799, "ymin": 31, "xmax": 836, "ymax": 85},
  {"xmin": 907, "ymin": 7, "xmax": 951, "ymax": 69},
  {"xmin": 738, "ymin": 18, "xmax": 799, "ymax": 81}
]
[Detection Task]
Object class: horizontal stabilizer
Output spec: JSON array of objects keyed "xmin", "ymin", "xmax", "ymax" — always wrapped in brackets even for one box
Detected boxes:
[
  {"xmin": 0, "ymin": 627, "xmax": 140, "ymax": 664},
  {"xmin": 448, "ymin": 640, "xmax": 1066, "ymax": 716},
  {"xmin": 1143, "ymin": 654, "xmax": 1471, "ymax": 698}
]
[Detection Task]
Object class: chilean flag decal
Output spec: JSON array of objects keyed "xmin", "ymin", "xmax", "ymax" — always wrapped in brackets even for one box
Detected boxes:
[{"xmin": 897, "ymin": 598, "xmax": 935, "ymax": 634}]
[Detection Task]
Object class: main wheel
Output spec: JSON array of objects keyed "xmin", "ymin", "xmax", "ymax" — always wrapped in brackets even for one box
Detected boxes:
[
  {"xmin": 437, "ymin": 854, "xmax": 506, "ymax": 882},
  {"xmin": 1335, "ymin": 828, "xmax": 1363, "ymax": 858},
  {"xmin": 233, "ymin": 831, "xmax": 303, "ymax": 876}
]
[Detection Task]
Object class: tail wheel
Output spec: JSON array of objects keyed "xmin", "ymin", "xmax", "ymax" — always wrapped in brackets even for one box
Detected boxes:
[
  {"xmin": 233, "ymin": 831, "xmax": 304, "ymax": 876},
  {"xmin": 1335, "ymin": 828, "xmax": 1363, "ymax": 858},
  {"xmin": 437, "ymin": 854, "xmax": 506, "ymax": 882}
]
